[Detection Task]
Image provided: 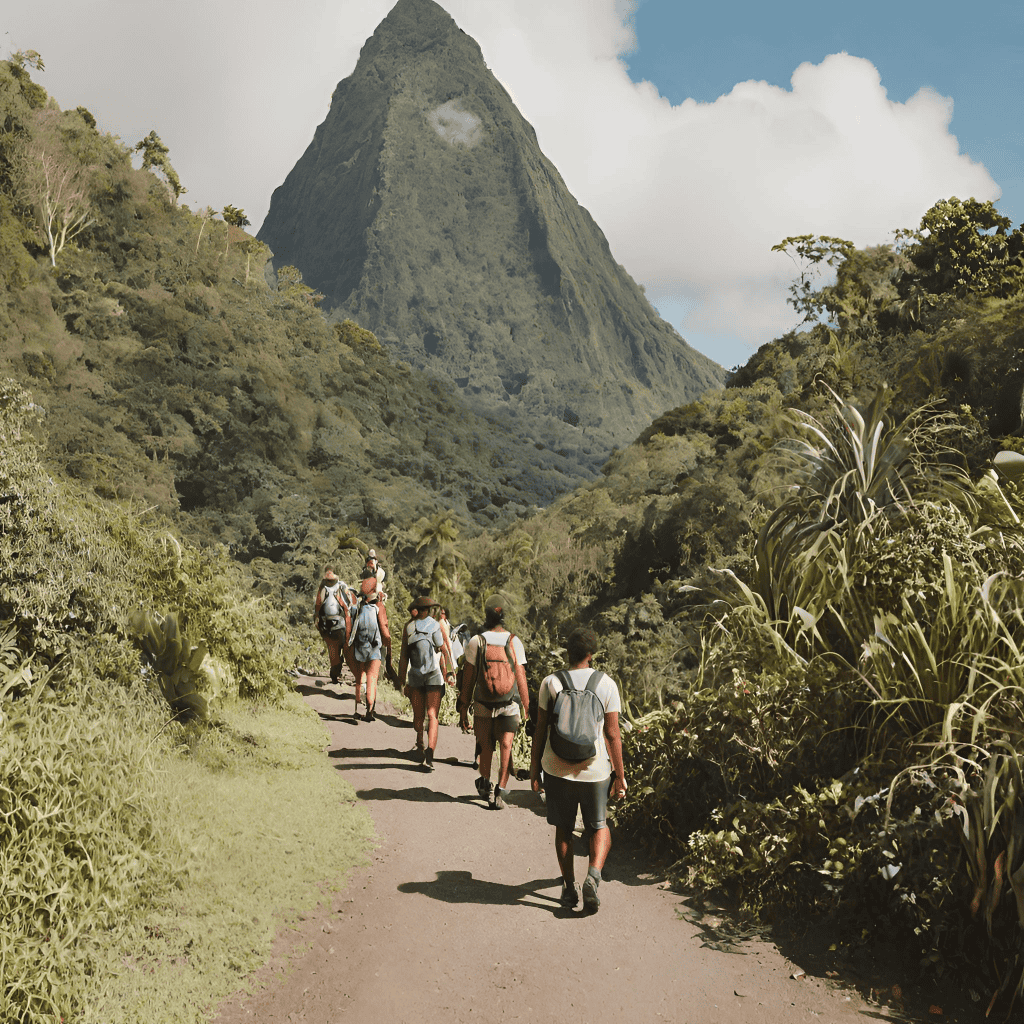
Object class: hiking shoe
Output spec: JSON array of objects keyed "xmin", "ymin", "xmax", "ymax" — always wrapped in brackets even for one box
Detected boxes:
[
  {"xmin": 423, "ymin": 748, "xmax": 434, "ymax": 772},
  {"xmin": 582, "ymin": 873, "xmax": 601, "ymax": 913},
  {"xmin": 474, "ymin": 776, "xmax": 492, "ymax": 802},
  {"xmin": 364, "ymin": 705, "xmax": 376, "ymax": 723},
  {"xmin": 492, "ymin": 786, "xmax": 508, "ymax": 810},
  {"xmin": 560, "ymin": 883, "xmax": 580, "ymax": 908}
]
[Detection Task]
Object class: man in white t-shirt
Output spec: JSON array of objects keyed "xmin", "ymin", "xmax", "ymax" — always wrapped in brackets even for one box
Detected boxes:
[
  {"xmin": 530, "ymin": 626, "xmax": 626, "ymax": 913},
  {"xmin": 458, "ymin": 595, "xmax": 529, "ymax": 810}
]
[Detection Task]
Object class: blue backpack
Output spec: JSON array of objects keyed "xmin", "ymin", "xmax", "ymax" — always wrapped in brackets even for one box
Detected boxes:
[
  {"xmin": 407, "ymin": 619, "xmax": 441, "ymax": 681},
  {"xmin": 349, "ymin": 601, "xmax": 381, "ymax": 661}
]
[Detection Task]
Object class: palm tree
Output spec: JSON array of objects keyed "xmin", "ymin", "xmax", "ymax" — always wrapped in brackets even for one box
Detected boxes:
[{"xmin": 413, "ymin": 511, "xmax": 463, "ymax": 591}]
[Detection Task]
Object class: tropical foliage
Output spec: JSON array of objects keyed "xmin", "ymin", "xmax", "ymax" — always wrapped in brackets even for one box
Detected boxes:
[{"xmin": 6, "ymin": 49, "xmax": 1024, "ymax": 1018}]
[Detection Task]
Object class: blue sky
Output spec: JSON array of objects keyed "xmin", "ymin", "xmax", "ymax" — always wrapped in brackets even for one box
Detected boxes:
[
  {"xmin": 626, "ymin": 0, "xmax": 1022, "ymax": 226},
  {"xmin": 10, "ymin": 0, "xmax": 1021, "ymax": 369}
]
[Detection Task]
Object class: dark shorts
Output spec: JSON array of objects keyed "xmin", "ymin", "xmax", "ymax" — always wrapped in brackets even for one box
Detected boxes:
[
  {"xmin": 473, "ymin": 701, "xmax": 521, "ymax": 735},
  {"xmin": 544, "ymin": 773, "xmax": 611, "ymax": 833}
]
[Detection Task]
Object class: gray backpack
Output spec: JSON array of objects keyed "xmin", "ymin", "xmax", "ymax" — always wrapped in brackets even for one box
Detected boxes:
[
  {"xmin": 548, "ymin": 670, "xmax": 605, "ymax": 762},
  {"xmin": 318, "ymin": 581, "xmax": 348, "ymax": 640},
  {"xmin": 407, "ymin": 619, "xmax": 441, "ymax": 681}
]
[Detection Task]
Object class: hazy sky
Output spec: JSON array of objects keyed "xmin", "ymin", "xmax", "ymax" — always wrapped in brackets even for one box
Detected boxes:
[{"xmin": 8, "ymin": 0, "xmax": 1021, "ymax": 369}]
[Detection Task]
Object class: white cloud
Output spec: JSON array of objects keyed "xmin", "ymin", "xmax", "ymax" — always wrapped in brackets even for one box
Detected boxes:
[{"xmin": 9, "ymin": 1, "xmax": 1000, "ymax": 368}]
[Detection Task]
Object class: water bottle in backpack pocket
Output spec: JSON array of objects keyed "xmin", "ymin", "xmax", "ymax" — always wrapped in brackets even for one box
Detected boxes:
[{"xmin": 548, "ymin": 670, "xmax": 605, "ymax": 762}]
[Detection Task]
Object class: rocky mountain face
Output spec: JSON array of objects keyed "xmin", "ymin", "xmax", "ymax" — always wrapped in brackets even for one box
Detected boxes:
[{"xmin": 259, "ymin": 0, "xmax": 724, "ymax": 461}]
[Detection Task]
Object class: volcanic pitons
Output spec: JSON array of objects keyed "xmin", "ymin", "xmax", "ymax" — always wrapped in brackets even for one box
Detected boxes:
[{"xmin": 258, "ymin": 0, "xmax": 724, "ymax": 462}]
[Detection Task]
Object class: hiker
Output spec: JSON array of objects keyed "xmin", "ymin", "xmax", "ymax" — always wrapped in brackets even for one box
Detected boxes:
[
  {"xmin": 346, "ymin": 577, "xmax": 390, "ymax": 722},
  {"xmin": 361, "ymin": 548, "xmax": 387, "ymax": 599},
  {"xmin": 398, "ymin": 596, "xmax": 455, "ymax": 770},
  {"xmin": 313, "ymin": 567, "xmax": 350, "ymax": 684},
  {"xmin": 361, "ymin": 550, "xmax": 394, "ymax": 678},
  {"xmin": 458, "ymin": 596, "xmax": 529, "ymax": 809},
  {"xmin": 530, "ymin": 626, "xmax": 626, "ymax": 913}
]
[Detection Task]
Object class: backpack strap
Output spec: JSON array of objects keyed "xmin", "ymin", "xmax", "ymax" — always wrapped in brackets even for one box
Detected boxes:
[{"xmin": 584, "ymin": 670, "xmax": 604, "ymax": 694}]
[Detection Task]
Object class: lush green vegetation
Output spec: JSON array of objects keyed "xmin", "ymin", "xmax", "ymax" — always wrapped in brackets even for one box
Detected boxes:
[
  {"xmin": 0, "ymin": 373, "xmax": 374, "ymax": 1022},
  {"xmin": 6, "ymin": 46, "xmax": 1024, "ymax": 1020},
  {"xmin": 428, "ymin": 197, "xmax": 1024, "ymax": 1014}
]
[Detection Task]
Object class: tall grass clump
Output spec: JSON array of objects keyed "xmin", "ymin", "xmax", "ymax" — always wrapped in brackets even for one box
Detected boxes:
[
  {"xmin": 1, "ymin": 659, "xmax": 179, "ymax": 1021},
  {"xmin": 610, "ymin": 386, "xmax": 1024, "ymax": 1013}
]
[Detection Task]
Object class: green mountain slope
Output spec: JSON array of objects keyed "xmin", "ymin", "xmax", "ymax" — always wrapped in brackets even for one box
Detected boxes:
[
  {"xmin": 258, "ymin": 0, "xmax": 724, "ymax": 458},
  {"xmin": 0, "ymin": 56, "xmax": 602, "ymax": 569}
]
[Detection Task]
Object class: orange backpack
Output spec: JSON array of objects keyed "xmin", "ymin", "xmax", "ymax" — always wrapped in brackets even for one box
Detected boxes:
[{"xmin": 473, "ymin": 633, "xmax": 518, "ymax": 707}]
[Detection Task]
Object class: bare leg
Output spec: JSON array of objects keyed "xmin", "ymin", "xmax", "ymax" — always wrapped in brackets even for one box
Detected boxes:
[
  {"xmin": 424, "ymin": 688, "xmax": 442, "ymax": 751},
  {"xmin": 365, "ymin": 659, "xmax": 381, "ymax": 712},
  {"xmin": 410, "ymin": 688, "xmax": 425, "ymax": 748},
  {"xmin": 474, "ymin": 716, "xmax": 494, "ymax": 782},
  {"xmin": 588, "ymin": 825, "xmax": 612, "ymax": 873},
  {"xmin": 353, "ymin": 663, "xmax": 367, "ymax": 711},
  {"xmin": 555, "ymin": 826, "xmax": 575, "ymax": 884},
  {"xmin": 496, "ymin": 728, "xmax": 515, "ymax": 790}
]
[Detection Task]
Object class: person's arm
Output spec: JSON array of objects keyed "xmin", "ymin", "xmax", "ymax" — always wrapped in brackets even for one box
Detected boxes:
[
  {"xmin": 458, "ymin": 640, "xmax": 476, "ymax": 732},
  {"xmin": 530, "ymin": 705, "xmax": 548, "ymax": 792},
  {"xmin": 440, "ymin": 631, "xmax": 456, "ymax": 681},
  {"xmin": 604, "ymin": 712, "xmax": 627, "ymax": 800},
  {"xmin": 313, "ymin": 588, "xmax": 323, "ymax": 627},
  {"xmin": 377, "ymin": 603, "xmax": 391, "ymax": 646},
  {"xmin": 515, "ymin": 664, "xmax": 529, "ymax": 719},
  {"xmin": 397, "ymin": 625, "xmax": 409, "ymax": 685}
]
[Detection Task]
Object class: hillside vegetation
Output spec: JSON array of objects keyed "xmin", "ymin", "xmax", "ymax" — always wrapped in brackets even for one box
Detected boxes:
[
  {"xmin": 0, "ymin": 54, "xmax": 597, "ymax": 574},
  {"xmin": 6, "ymin": 45, "xmax": 1024, "ymax": 1020},
  {"xmin": 446, "ymin": 200, "xmax": 1024, "ymax": 1014}
]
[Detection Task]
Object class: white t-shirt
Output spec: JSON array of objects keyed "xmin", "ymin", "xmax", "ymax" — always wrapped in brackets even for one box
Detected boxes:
[
  {"xmin": 539, "ymin": 668, "xmax": 621, "ymax": 782},
  {"xmin": 465, "ymin": 631, "xmax": 527, "ymax": 718}
]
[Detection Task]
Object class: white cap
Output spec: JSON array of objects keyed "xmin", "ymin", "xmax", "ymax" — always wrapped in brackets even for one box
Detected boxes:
[{"xmin": 368, "ymin": 548, "xmax": 377, "ymax": 558}]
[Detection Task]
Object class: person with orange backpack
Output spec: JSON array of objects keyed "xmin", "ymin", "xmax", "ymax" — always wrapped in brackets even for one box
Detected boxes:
[{"xmin": 458, "ymin": 595, "xmax": 529, "ymax": 809}]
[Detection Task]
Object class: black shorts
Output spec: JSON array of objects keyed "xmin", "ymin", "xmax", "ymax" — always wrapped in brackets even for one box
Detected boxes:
[{"xmin": 544, "ymin": 773, "xmax": 611, "ymax": 833}]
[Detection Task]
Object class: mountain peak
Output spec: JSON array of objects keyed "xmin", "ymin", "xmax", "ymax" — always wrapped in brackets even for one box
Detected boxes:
[
  {"xmin": 363, "ymin": 0, "xmax": 468, "ymax": 57},
  {"xmin": 259, "ymin": 5, "xmax": 723, "ymax": 461}
]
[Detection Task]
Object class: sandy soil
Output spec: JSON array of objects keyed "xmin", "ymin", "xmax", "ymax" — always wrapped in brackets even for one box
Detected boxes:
[{"xmin": 210, "ymin": 674, "xmax": 956, "ymax": 1024}]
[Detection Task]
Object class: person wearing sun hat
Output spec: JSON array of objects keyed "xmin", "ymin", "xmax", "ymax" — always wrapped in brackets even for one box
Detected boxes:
[{"xmin": 398, "ymin": 595, "xmax": 455, "ymax": 769}]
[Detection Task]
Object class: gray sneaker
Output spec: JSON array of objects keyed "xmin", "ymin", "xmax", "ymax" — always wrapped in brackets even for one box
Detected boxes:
[
  {"xmin": 492, "ymin": 786, "xmax": 508, "ymax": 810},
  {"xmin": 582, "ymin": 873, "xmax": 601, "ymax": 913},
  {"xmin": 560, "ymin": 882, "xmax": 580, "ymax": 908}
]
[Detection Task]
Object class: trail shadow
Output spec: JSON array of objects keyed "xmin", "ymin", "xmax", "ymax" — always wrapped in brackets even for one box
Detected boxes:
[
  {"xmin": 356, "ymin": 786, "xmax": 468, "ymax": 804},
  {"xmin": 295, "ymin": 682, "xmax": 330, "ymax": 697},
  {"xmin": 328, "ymin": 745, "xmax": 415, "ymax": 761},
  {"xmin": 398, "ymin": 871, "xmax": 574, "ymax": 915}
]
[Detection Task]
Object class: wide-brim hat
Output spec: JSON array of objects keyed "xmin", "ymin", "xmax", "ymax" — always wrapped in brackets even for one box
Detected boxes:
[{"xmin": 409, "ymin": 595, "xmax": 435, "ymax": 611}]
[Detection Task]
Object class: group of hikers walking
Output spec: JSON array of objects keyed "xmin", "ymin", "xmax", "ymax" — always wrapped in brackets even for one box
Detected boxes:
[{"xmin": 314, "ymin": 558, "xmax": 627, "ymax": 913}]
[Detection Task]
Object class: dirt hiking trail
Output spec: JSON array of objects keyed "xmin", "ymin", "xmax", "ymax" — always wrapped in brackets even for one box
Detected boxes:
[{"xmin": 211, "ymin": 675, "xmax": 940, "ymax": 1024}]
